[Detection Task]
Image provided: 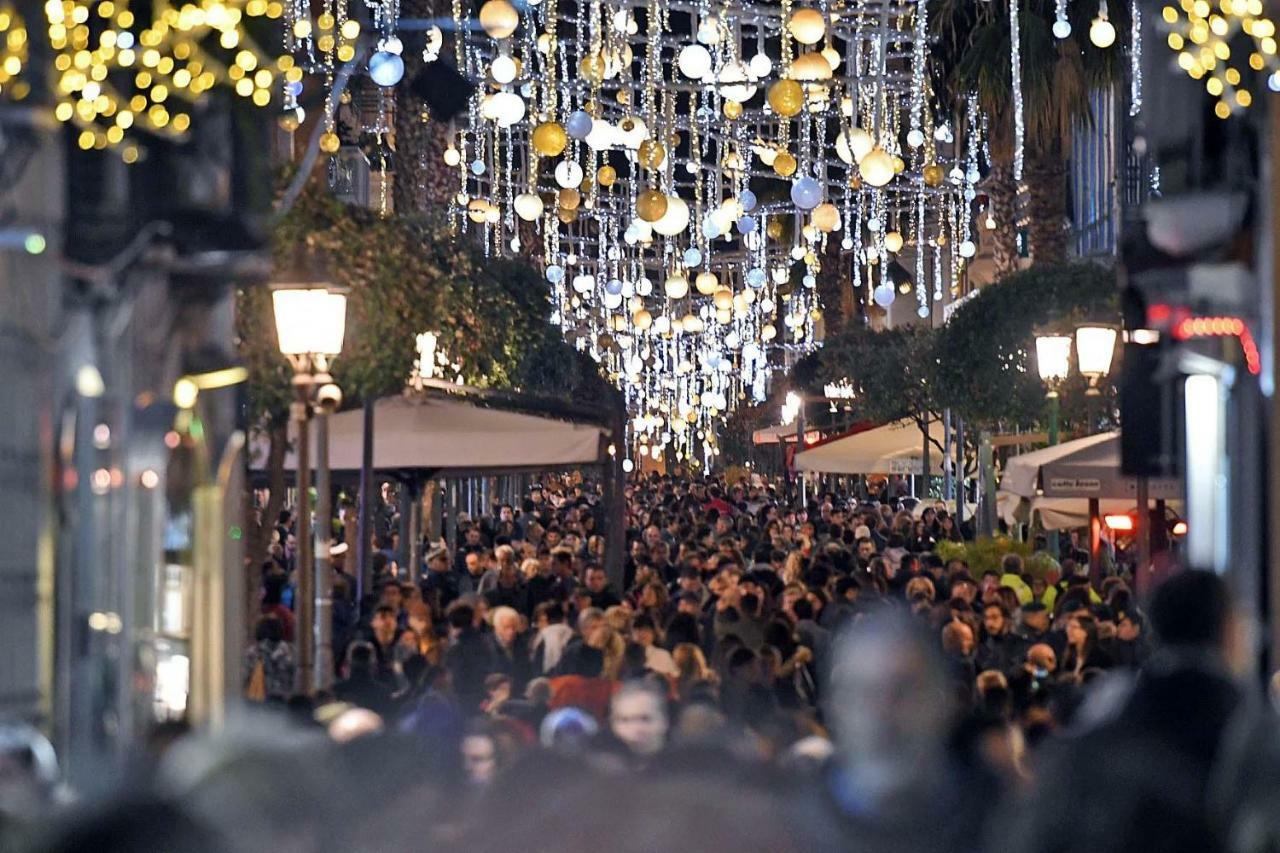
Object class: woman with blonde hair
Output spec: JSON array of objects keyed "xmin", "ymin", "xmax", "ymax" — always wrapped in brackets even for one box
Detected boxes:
[
  {"xmin": 520, "ymin": 557, "xmax": 542, "ymax": 581},
  {"xmin": 780, "ymin": 550, "xmax": 806, "ymax": 586},
  {"xmin": 671, "ymin": 642, "xmax": 718, "ymax": 702}
]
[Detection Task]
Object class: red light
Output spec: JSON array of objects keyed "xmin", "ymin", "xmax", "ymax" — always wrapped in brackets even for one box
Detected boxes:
[
  {"xmin": 1104, "ymin": 513, "xmax": 1135, "ymax": 532},
  {"xmin": 1172, "ymin": 520, "xmax": 1188, "ymax": 536}
]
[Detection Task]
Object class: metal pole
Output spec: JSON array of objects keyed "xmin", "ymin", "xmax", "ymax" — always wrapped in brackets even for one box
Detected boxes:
[
  {"xmin": 954, "ymin": 418, "xmax": 965, "ymax": 524},
  {"xmin": 1088, "ymin": 497, "xmax": 1103, "ymax": 586},
  {"xmin": 943, "ymin": 409, "xmax": 953, "ymax": 504},
  {"xmin": 355, "ymin": 399, "xmax": 374, "ymax": 618},
  {"xmin": 313, "ymin": 405, "xmax": 333, "ymax": 693},
  {"xmin": 291, "ymin": 393, "xmax": 313, "ymax": 696},
  {"xmin": 1134, "ymin": 476, "xmax": 1150, "ymax": 592},
  {"xmin": 1047, "ymin": 395, "xmax": 1061, "ymax": 558},
  {"xmin": 921, "ymin": 415, "xmax": 931, "ymax": 499}
]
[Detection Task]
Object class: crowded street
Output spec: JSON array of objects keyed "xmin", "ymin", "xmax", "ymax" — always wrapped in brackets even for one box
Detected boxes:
[{"xmin": 2, "ymin": 0, "xmax": 1280, "ymax": 849}]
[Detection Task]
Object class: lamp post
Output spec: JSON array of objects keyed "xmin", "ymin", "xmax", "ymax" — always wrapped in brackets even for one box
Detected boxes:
[
  {"xmin": 272, "ymin": 280, "xmax": 347, "ymax": 695},
  {"xmin": 1035, "ymin": 333, "xmax": 1072, "ymax": 558}
]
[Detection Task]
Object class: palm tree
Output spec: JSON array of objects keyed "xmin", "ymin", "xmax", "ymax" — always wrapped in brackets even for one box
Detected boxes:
[{"xmin": 931, "ymin": 0, "xmax": 1130, "ymax": 272}]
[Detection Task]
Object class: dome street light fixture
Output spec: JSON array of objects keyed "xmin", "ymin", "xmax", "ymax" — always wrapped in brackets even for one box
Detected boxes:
[
  {"xmin": 1035, "ymin": 334, "xmax": 1073, "ymax": 398},
  {"xmin": 1075, "ymin": 325, "xmax": 1118, "ymax": 395}
]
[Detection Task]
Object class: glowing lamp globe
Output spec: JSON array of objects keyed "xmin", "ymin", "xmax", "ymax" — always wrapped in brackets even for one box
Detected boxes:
[
  {"xmin": 632, "ymin": 309, "xmax": 653, "ymax": 331},
  {"xmin": 748, "ymin": 53, "xmax": 773, "ymax": 77},
  {"xmin": 787, "ymin": 8, "xmax": 826, "ymax": 44},
  {"xmin": 652, "ymin": 195, "xmax": 691, "ymax": 236},
  {"xmin": 479, "ymin": 0, "xmax": 519, "ymax": 38},
  {"xmin": 906, "ymin": 129, "xmax": 925, "ymax": 149},
  {"xmin": 1075, "ymin": 325, "xmax": 1118, "ymax": 383},
  {"xmin": 790, "ymin": 176, "xmax": 823, "ymax": 210},
  {"xmin": 532, "ymin": 121, "xmax": 568, "ymax": 156},
  {"xmin": 368, "ymin": 51, "xmax": 404, "ymax": 87},
  {"xmin": 767, "ymin": 80, "xmax": 805, "ymax": 117},
  {"xmin": 761, "ymin": 324, "xmax": 777, "ymax": 341},
  {"xmin": 514, "ymin": 193, "xmax": 544, "ymax": 221},
  {"xmin": 859, "ymin": 147, "xmax": 895, "ymax": 187},
  {"xmin": 272, "ymin": 286, "xmax": 347, "ymax": 356},
  {"xmin": 664, "ymin": 274, "xmax": 689, "ymax": 299},
  {"xmin": 636, "ymin": 188, "xmax": 669, "ymax": 222},
  {"xmin": 740, "ymin": 189, "xmax": 758, "ymax": 211},
  {"xmin": 873, "ymin": 283, "xmax": 896, "ymax": 307},
  {"xmin": 713, "ymin": 288, "xmax": 733, "ymax": 311},
  {"xmin": 1035, "ymin": 335, "xmax": 1072, "ymax": 385},
  {"xmin": 884, "ymin": 231, "xmax": 904, "ymax": 253},
  {"xmin": 1052, "ymin": 18, "xmax": 1072, "ymax": 38},
  {"xmin": 694, "ymin": 272, "xmax": 718, "ymax": 296},
  {"xmin": 677, "ymin": 44, "xmax": 713, "ymax": 79}
]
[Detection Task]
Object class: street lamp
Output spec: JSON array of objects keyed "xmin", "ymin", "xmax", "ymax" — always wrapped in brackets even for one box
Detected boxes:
[
  {"xmin": 1075, "ymin": 324, "xmax": 1118, "ymax": 395},
  {"xmin": 1034, "ymin": 334, "xmax": 1072, "ymax": 399},
  {"xmin": 272, "ymin": 276, "xmax": 347, "ymax": 695}
]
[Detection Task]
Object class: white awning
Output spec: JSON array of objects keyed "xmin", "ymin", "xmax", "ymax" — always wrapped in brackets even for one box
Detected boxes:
[
  {"xmin": 249, "ymin": 394, "xmax": 607, "ymax": 474},
  {"xmin": 998, "ymin": 492, "xmax": 1179, "ymax": 530},
  {"xmin": 752, "ymin": 423, "xmax": 821, "ymax": 445},
  {"xmin": 794, "ymin": 419, "xmax": 947, "ymax": 475},
  {"xmin": 999, "ymin": 431, "xmax": 1181, "ymax": 500}
]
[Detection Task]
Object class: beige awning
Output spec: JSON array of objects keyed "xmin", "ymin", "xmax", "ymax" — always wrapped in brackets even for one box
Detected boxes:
[{"xmin": 249, "ymin": 394, "xmax": 607, "ymax": 474}]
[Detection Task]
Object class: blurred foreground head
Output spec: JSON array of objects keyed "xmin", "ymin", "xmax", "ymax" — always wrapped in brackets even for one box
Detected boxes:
[{"xmin": 825, "ymin": 612, "xmax": 955, "ymax": 807}]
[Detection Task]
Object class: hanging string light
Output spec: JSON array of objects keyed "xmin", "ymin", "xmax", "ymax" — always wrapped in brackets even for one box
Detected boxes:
[
  {"xmin": 1130, "ymin": 0, "xmax": 1142, "ymax": 115},
  {"xmin": 1010, "ymin": 0, "xmax": 1025, "ymax": 181}
]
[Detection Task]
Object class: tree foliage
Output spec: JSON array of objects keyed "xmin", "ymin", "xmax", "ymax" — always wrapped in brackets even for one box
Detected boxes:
[
  {"xmin": 240, "ymin": 184, "xmax": 612, "ymax": 429},
  {"xmin": 931, "ymin": 262, "xmax": 1118, "ymax": 430},
  {"xmin": 795, "ymin": 323, "xmax": 942, "ymax": 438}
]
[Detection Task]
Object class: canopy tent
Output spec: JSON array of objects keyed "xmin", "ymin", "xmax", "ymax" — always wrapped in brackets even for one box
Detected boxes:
[
  {"xmin": 249, "ymin": 394, "xmax": 608, "ymax": 476},
  {"xmin": 1000, "ymin": 431, "xmax": 1181, "ymax": 500},
  {"xmin": 998, "ymin": 431, "xmax": 1181, "ymax": 529},
  {"xmin": 752, "ymin": 423, "xmax": 822, "ymax": 445},
  {"xmin": 794, "ymin": 419, "xmax": 947, "ymax": 475}
]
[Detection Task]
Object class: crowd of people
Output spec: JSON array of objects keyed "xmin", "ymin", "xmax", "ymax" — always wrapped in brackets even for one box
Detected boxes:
[{"xmin": 5, "ymin": 472, "xmax": 1279, "ymax": 853}]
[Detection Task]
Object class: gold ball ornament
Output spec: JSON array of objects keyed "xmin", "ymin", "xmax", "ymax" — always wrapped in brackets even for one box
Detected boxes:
[
  {"xmin": 636, "ymin": 188, "xmax": 669, "ymax": 222},
  {"xmin": 531, "ymin": 121, "xmax": 567, "ymax": 156},
  {"xmin": 773, "ymin": 151, "xmax": 798, "ymax": 177},
  {"xmin": 723, "ymin": 100, "xmax": 743, "ymax": 120},
  {"xmin": 557, "ymin": 207, "xmax": 579, "ymax": 224},
  {"xmin": 558, "ymin": 188, "xmax": 581, "ymax": 210},
  {"xmin": 597, "ymin": 164, "xmax": 617, "ymax": 187},
  {"xmin": 638, "ymin": 139, "xmax": 666, "ymax": 169},
  {"xmin": 922, "ymin": 163, "xmax": 944, "ymax": 187},
  {"xmin": 479, "ymin": 0, "xmax": 519, "ymax": 38},
  {"xmin": 812, "ymin": 202, "xmax": 841, "ymax": 232},
  {"xmin": 767, "ymin": 79, "xmax": 805, "ymax": 117},
  {"xmin": 319, "ymin": 131, "xmax": 341, "ymax": 153},
  {"xmin": 578, "ymin": 51, "xmax": 608, "ymax": 84},
  {"xmin": 766, "ymin": 219, "xmax": 785, "ymax": 240}
]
